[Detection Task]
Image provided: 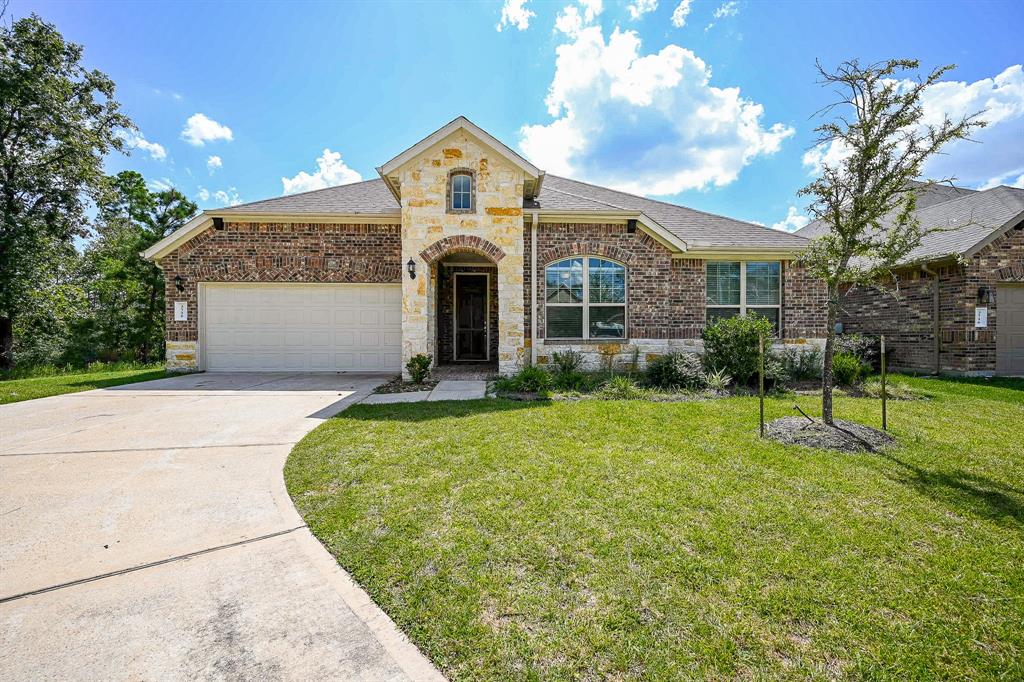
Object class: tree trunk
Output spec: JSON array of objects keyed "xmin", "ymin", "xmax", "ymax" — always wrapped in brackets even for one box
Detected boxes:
[
  {"xmin": 140, "ymin": 280, "xmax": 159, "ymax": 364},
  {"xmin": 0, "ymin": 315, "xmax": 13, "ymax": 370},
  {"xmin": 821, "ymin": 282, "xmax": 840, "ymax": 426}
]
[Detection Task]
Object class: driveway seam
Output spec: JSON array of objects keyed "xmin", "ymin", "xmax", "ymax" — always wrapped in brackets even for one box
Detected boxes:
[
  {"xmin": 0, "ymin": 525, "xmax": 306, "ymax": 605},
  {"xmin": 0, "ymin": 443, "xmax": 297, "ymax": 457}
]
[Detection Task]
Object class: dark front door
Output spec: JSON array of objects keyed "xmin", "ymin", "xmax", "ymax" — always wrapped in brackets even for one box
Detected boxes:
[{"xmin": 455, "ymin": 274, "xmax": 488, "ymax": 361}]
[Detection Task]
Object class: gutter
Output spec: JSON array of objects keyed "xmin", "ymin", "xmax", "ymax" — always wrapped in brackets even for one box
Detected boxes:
[{"xmin": 921, "ymin": 263, "xmax": 941, "ymax": 374}]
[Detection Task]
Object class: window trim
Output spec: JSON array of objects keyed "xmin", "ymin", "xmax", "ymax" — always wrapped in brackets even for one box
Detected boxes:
[
  {"xmin": 446, "ymin": 168, "xmax": 476, "ymax": 214},
  {"xmin": 705, "ymin": 260, "xmax": 782, "ymax": 332},
  {"xmin": 544, "ymin": 256, "xmax": 628, "ymax": 340}
]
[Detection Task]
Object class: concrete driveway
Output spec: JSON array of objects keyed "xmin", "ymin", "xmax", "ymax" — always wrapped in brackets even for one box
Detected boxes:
[{"xmin": 0, "ymin": 372, "xmax": 443, "ymax": 681}]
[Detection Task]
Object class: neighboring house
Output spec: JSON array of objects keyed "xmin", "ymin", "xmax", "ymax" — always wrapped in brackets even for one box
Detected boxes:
[
  {"xmin": 797, "ymin": 182, "xmax": 1024, "ymax": 376},
  {"xmin": 144, "ymin": 117, "xmax": 827, "ymax": 376}
]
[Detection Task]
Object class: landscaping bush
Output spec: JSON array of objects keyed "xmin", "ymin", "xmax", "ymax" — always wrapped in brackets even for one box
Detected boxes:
[
  {"xmin": 597, "ymin": 375, "xmax": 648, "ymax": 400},
  {"xmin": 836, "ymin": 333, "xmax": 879, "ymax": 369},
  {"xmin": 832, "ymin": 351, "xmax": 869, "ymax": 386},
  {"xmin": 550, "ymin": 349, "xmax": 584, "ymax": 375},
  {"xmin": 776, "ymin": 345, "xmax": 823, "ymax": 381},
  {"xmin": 701, "ymin": 315, "xmax": 774, "ymax": 386},
  {"xmin": 645, "ymin": 352, "xmax": 704, "ymax": 390},
  {"xmin": 494, "ymin": 366, "xmax": 553, "ymax": 394},
  {"xmin": 765, "ymin": 352, "xmax": 792, "ymax": 389},
  {"xmin": 702, "ymin": 368, "xmax": 732, "ymax": 392},
  {"xmin": 552, "ymin": 370, "xmax": 595, "ymax": 392},
  {"xmin": 405, "ymin": 354, "xmax": 432, "ymax": 384}
]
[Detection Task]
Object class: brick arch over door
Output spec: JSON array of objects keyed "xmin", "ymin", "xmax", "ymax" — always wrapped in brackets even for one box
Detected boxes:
[
  {"xmin": 419, "ymin": 234, "xmax": 506, "ymax": 264},
  {"xmin": 538, "ymin": 240, "xmax": 638, "ymax": 266}
]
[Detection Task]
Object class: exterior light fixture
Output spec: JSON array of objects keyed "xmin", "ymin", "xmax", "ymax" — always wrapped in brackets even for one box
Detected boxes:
[
  {"xmin": 174, "ymin": 275, "xmax": 185, "ymax": 292},
  {"xmin": 407, "ymin": 258, "xmax": 417, "ymax": 279},
  {"xmin": 977, "ymin": 286, "xmax": 992, "ymax": 305}
]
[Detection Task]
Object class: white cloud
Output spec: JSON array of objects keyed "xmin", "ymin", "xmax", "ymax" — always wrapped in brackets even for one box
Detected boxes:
[
  {"xmin": 206, "ymin": 155, "xmax": 222, "ymax": 173},
  {"xmin": 148, "ymin": 177, "xmax": 174, "ymax": 192},
  {"xmin": 197, "ymin": 186, "xmax": 241, "ymax": 206},
  {"xmin": 705, "ymin": 0, "xmax": 739, "ymax": 30},
  {"xmin": 496, "ymin": 0, "xmax": 535, "ymax": 31},
  {"xmin": 555, "ymin": 6, "xmax": 584, "ymax": 36},
  {"xmin": 627, "ymin": 0, "xmax": 658, "ymax": 20},
  {"xmin": 519, "ymin": 26, "xmax": 793, "ymax": 195},
  {"xmin": 671, "ymin": 0, "xmax": 692, "ymax": 27},
  {"xmin": 771, "ymin": 206, "xmax": 811, "ymax": 233},
  {"xmin": 579, "ymin": 0, "xmax": 603, "ymax": 22},
  {"xmin": 802, "ymin": 64, "xmax": 1024, "ymax": 188},
  {"xmin": 118, "ymin": 130, "xmax": 167, "ymax": 161},
  {"xmin": 979, "ymin": 168, "xmax": 1024, "ymax": 190},
  {"xmin": 281, "ymin": 148, "xmax": 363, "ymax": 195},
  {"xmin": 180, "ymin": 113, "xmax": 233, "ymax": 146}
]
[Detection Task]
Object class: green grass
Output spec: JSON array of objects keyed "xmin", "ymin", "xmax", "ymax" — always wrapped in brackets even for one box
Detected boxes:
[
  {"xmin": 285, "ymin": 376, "xmax": 1024, "ymax": 680},
  {"xmin": 0, "ymin": 365, "xmax": 170, "ymax": 404}
]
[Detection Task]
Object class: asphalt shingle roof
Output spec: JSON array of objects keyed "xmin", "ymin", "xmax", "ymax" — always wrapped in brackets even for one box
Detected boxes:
[
  {"xmin": 218, "ymin": 173, "xmax": 813, "ymax": 250},
  {"xmin": 796, "ymin": 184, "xmax": 1024, "ymax": 264}
]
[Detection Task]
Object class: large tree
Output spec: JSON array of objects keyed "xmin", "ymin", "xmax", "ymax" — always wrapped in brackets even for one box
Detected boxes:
[
  {"xmin": 0, "ymin": 13, "xmax": 132, "ymax": 368},
  {"xmin": 799, "ymin": 59, "xmax": 984, "ymax": 425},
  {"xmin": 87, "ymin": 171, "xmax": 196, "ymax": 363}
]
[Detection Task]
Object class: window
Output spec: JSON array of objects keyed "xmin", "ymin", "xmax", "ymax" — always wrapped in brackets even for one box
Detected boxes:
[
  {"xmin": 706, "ymin": 261, "xmax": 781, "ymax": 331},
  {"xmin": 448, "ymin": 171, "xmax": 474, "ymax": 212},
  {"xmin": 545, "ymin": 257, "xmax": 626, "ymax": 339}
]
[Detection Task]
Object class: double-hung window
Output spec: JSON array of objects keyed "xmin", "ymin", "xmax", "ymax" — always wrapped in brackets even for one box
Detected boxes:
[
  {"xmin": 545, "ymin": 257, "xmax": 626, "ymax": 339},
  {"xmin": 449, "ymin": 172, "xmax": 473, "ymax": 212},
  {"xmin": 706, "ymin": 261, "xmax": 781, "ymax": 331}
]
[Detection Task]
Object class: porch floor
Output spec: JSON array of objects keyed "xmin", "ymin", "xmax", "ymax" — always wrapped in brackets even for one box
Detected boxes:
[{"xmin": 432, "ymin": 363, "xmax": 499, "ymax": 381}]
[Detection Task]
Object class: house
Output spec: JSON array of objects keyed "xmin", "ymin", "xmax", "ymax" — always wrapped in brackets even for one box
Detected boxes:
[
  {"xmin": 144, "ymin": 117, "xmax": 827, "ymax": 376},
  {"xmin": 797, "ymin": 182, "xmax": 1024, "ymax": 376}
]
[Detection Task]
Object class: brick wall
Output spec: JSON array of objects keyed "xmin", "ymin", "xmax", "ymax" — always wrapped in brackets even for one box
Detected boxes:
[
  {"xmin": 840, "ymin": 222, "xmax": 1024, "ymax": 374},
  {"xmin": 782, "ymin": 261, "xmax": 829, "ymax": 339},
  {"xmin": 160, "ymin": 221, "xmax": 401, "ymax": 344},
  {"xmin": 436, "ymin": 265, "xmax": 499, "ymax": 363}
]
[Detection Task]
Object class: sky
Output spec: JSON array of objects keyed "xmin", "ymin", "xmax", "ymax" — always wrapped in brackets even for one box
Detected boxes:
[{"xmin": 11, "ymin": 0, "xmax": 1024, "ymax": 232}]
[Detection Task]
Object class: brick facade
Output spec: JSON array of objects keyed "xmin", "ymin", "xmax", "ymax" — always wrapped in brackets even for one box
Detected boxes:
[{"xmin": 840, "ymin": 223, "xmax": 1024, "ymax": 374}]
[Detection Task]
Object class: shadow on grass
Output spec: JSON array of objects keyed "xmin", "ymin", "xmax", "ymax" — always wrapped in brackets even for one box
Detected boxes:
[
  {"xmin": 338, "ymin": 397, "xmax": 549, "ymax": 422},
  {"xmin": 882, "ymin": 453, "xmax": 1024, "ymax": 528},
  {"xmin": 66, "ymin": 370, "xmax": 170, "ymax": 390}
]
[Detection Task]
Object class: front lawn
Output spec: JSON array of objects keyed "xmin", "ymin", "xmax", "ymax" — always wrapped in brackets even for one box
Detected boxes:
[
  {"xmin": 0, "ymin": 365, "xmax": 170, "ymax": 404},
  {"xmin": 285, "ymin": 376, "xmax": 1024, "ymax": 680}
]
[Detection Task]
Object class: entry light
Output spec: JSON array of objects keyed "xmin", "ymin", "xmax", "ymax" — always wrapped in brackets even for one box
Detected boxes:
[
  {"xmin": 174, "ymin": 275, "xmax": 185, "ymax": 292},
  {"xmin": 407, "ymin": 258, "xmax": 417, "ymax": 280}
]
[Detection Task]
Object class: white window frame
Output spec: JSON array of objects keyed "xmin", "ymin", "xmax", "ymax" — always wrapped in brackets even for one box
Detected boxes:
[
  {"xmin": 705, "ymin": 260, "xmax": 782, "ymax": 331},
  {"xmin": 449, "ymin": 172, "xmax": 473, "ymax": 212},
  {"xmin": 544, "ymin": 256, "xmax": 628, "ymax": 340}
]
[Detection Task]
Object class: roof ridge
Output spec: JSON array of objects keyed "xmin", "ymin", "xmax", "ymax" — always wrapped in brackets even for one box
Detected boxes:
[
  {"xmin": 916, "ymin": 183, "xmax": 1014, "ymax": 215},
  {"xmin": 542, "ymin": 185, "xmax": 634, "ymax": 212},
  {"xmin": 220, "ymin": 177, "xmax": 390, "ymax": 211},
  {"xmin": 547, "ymin": 174, "xmax": 804, "ymax": 237}
]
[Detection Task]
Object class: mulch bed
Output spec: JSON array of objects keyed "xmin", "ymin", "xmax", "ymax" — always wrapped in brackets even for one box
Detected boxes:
[
  {"xmin": 373, "ymin": 375, "xmax": 440, "ymax": 394},
  {"xmin": 765, "ymin": 416, "xmax": 895, "ymax": 453}
]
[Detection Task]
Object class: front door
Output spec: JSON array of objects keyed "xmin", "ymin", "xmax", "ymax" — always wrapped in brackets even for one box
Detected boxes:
[{"xmin": 455, "ymin": 274, "xmax": 488, "ymax": 361}]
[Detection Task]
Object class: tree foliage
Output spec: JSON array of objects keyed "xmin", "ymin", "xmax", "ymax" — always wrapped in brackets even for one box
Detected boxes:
[
  {"xmin": 0, "ymin": 13, "xmax": 133, "ymax": 367},
  {"xmin": 798, "ymin": 59, "xmax": 985, "ymax": 424}
]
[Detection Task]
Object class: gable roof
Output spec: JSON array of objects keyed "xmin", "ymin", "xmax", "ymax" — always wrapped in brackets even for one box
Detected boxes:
[
  {"xmin": 376, "ymin": 116, "xmax": 544, "ymax": 201},
  {"xmin": 795, "ymin": 184, "xmax": 1024, "ymax": 265}
]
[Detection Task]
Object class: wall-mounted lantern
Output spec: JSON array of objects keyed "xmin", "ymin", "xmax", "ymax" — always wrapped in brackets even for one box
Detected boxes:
[
  {"xmin": 407, "ymin": 258, "xmax": 417, "ymax": 280},
  {"xmin": 174, "ymin": 275, "xmax": 185, "ymax": 293},
  {"xmin": 977, "ymin": 286, "xmax": 993, "ymax": 305}
]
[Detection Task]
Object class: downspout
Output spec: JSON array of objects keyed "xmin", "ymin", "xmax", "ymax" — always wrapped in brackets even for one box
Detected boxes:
[
  {"xmin": 530, "ymin": 211, "xmax": 539, "ymax": 366},
  {"xmin": 921, "ymin": 263, "xmax": 941, "ymax": 374}
]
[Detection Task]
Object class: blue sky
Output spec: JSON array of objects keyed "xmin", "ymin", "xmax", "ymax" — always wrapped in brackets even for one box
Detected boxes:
[{"xmin": 13, "ymin": 0, "xmax": 1024, "ymax": 231}]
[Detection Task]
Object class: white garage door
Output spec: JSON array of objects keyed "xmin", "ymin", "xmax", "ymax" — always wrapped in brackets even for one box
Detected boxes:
[{"xmin": 201, "ymin": 283, "xmax": 402, "ymax": 372}]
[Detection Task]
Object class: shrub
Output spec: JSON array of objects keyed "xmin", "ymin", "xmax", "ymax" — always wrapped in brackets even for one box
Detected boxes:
[
  {"xmin": 550, "ymin": 349, "xmax": 584, "ymax": 376},
  {"xmin": 701, "ymin": 315, "xmax": 775, "ymax": 386},
  {"xmin": 702, "ymin": 368, "xmax": 732, "ymax": 392},
  {"xmin": 836, "ymin": 333, "xmax": 878, "ymax": 369},
  {"xmin": 776, "ymin": 345, "xmax": 823, "ymax": 381},
  {"xmin": 765, "ymin": 352, "xmax": 791, "ymax": 389},
  {"xmin": 552, "ymin": 370, "xmax": 595, "ymax": 392},
  {"xmin": 645, "ymin": 352, "xmax": 704, "ymax": 390},
  {"xmin": 494, "ymin": 366, "xmax": 553, "ymax": 394},
  {"xmin": 405, "ymin": 354, "xmax": 432, "ymax": 384},
  {"xmin": 832, "ymin": 351, "xmax": 869, "ymax": 386},
  {"xmin": 597, "ymin": 375, "xmax": 648, "ymax": 400}
]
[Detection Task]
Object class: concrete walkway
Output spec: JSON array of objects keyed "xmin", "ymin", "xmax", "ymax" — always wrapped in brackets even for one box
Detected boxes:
[
  {"xmin": 361, "ymin": 379, "xmax": 487, "ymax": 405},
  {"xmin": 0, "ymin": 372, "xmax": 444, "ymax": 681}
]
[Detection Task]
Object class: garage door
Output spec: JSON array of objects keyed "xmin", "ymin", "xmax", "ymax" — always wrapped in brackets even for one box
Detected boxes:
[
  {"xmin": 202, "ymin": 283, "xmax": 402, "ymax": 372},
  {"xmin": 996, "ymin": 283, "xmax": 1024, "ymax": 376}
]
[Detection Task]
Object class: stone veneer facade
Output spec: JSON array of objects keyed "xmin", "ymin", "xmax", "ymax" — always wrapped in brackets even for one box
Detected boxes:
[
  {"xmin": 840, "ymin": 223, "xmax": 1024, "ymax": 374},
  {"xmin": 399, "ymin": 131, "xmax": 526, "ymax": 375}
]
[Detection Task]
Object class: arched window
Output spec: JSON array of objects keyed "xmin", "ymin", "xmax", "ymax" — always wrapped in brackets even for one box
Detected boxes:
[
  {"xmin": 545, "ymin": 257, "xmax": 626, "ymax": 339},
  {"xmin": 447, "ymin": 170, "xmax": 475, "ymax": 213}
]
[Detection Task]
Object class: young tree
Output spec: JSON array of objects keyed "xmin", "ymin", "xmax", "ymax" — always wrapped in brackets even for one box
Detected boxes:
[
  {"xmin": 88, "ymin": 171, "xmax": 197, "ymax": 363},
  {"xmin": 799, "ymin": 59, "xmax": 985, "ymax": 425},
  {"xmin": 0, "ymin": 14, "xmax": 132, "ymax": 368}
]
